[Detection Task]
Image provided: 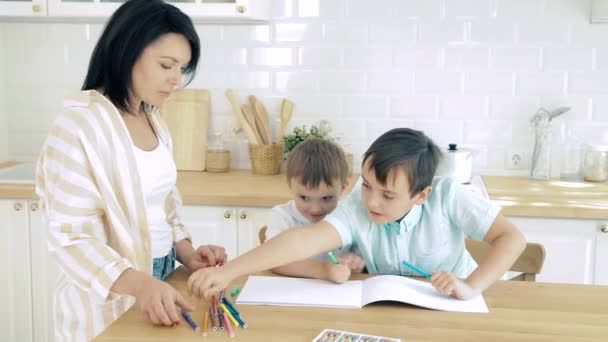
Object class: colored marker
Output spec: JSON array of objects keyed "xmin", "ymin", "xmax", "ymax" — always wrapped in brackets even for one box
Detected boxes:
[
  {"xmin": 202, "ymin": 310, "xmax": 209, "ymax": 337},
  {"xmin": 328, "ymin": 251, "xmax": 339, "ymax": 265},
  {"xmin": 401, "ymin": 260, "xmax": 431, "ymax": 278},
  {"xmin": 181, "ymin": 309, "xmax": 199, "ymax": 332},
  {"xmin": 220, "ymin": 303, "xmax": 240, "ymax": 328},
  {"xmin": 222, "ymin": 297, "xmax": 241, "ymax": 318},
  {"xmin": 211, "ymin": 295, "xmax": 219, "ymax": 317},
  {"xmin": 208, "ymin": 307, "xmax": 217, "ymax": 331},
  {"xmin": 230, "ymin": 286, "xmax": 241, "ymax": 297},
  {"xmin": 219, "ymin": 289, "xmax": 226, "ymax": 302},
  {"xmin": 218, "ymin": 309, "xmax": 225, "ymax": 331},
  {"xmin": 222, "ymin": 312, "xmax": 235, "ymax": 338}
]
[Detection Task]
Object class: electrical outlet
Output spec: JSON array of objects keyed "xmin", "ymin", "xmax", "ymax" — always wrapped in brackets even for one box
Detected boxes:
[{"xmin": 506, "ymin": 150, "xmax": 528, "ymax": 170}]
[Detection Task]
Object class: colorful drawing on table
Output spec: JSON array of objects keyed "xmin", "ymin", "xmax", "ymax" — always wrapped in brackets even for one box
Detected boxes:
[
  {"xmin": 236, "ymin": 275, "xmax": 489, "ymax": 313},
  {"xmin": 312, "ymin": 328, "xmax": 401, "ymax": 342}
]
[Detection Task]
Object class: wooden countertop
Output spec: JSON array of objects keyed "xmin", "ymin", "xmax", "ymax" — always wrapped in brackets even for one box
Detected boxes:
[
  {"xmin": 482, "ymin": 175, "xmax": 608, "ymax": 219},
  {"xmin": 1, "ymin": 162, "xmax": 606, "ymax": 219},
  {"xmin": 95, "ymin": 267, "xmax": 608, "ymax": 342}
]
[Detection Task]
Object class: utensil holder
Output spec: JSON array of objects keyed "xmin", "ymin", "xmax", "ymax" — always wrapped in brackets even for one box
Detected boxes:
[{"xmin": 249, "ymin": 143, "xmax": 284, "ymax": 175}]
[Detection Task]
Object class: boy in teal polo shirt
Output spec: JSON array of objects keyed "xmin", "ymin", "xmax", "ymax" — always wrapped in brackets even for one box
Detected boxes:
[{"xmin": 188, "ymin": 128, "xmax": 527, "ymax": 300}]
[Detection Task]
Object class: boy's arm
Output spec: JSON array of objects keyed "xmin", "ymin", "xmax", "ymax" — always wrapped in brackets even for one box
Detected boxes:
[
  {"xmin": 227, "ymin": 220, "xmax": 341, "ymax": 277},
  {"xmin": 188, "ymin": 220, "xmax": 344, "ymax": 297},
  {"xmin": 271, "ymin": 260, "xmax": 330, "ymax": 280},
  {"xmin": 465, "ymin": 213, "xmax": 526, "ymax": 291}
]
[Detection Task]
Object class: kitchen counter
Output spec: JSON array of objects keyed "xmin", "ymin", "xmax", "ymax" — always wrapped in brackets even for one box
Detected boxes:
[
  {"xmin": 1, "ymin": 163, "xmax": 606, "ymax": 218},
  {"xmin": 482, "ymin": 176, "xmax": 608, "ymax": 219}
]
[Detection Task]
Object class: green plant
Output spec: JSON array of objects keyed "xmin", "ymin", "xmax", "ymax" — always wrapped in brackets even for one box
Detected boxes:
[{"xmin": 283, "ymin": 121, "xmax": 334, "ymax": 159}]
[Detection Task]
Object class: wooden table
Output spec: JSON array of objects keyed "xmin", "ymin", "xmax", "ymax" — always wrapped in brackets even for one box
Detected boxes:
[{"xmin": 95, "ymin": 267, "xmax": 608, "ymax": 342}]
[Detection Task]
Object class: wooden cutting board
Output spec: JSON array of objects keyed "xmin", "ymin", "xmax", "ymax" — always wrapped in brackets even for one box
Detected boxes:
[{"xmin": 160, "ymin": 89, "xmax": 209, "ymax": 171}]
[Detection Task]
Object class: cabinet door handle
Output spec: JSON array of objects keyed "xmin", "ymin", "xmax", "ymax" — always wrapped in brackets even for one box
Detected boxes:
[
  {"xmin": 224, "ymin": 210, "xmax": 232, "ymax": 219},
  {"xmin": 14, "ymin": 202, "xmax": 23, "ymax": 211},
  {"xmin": 30, "ymin": 203, "xmax": 39, "ymax": 212},
  {"xmin": 240, "ymin": 211, "xmax": 248, "ymax": 219},
  {"xmin": 601, "ymin": 224, "xmax": 608, "ymax": 233},
  {"xmin": 236, "ymin": 5, "xmax": 246, "ymax": 14},
  {"xmin": 32, "ymin": 4, "xmax": 42, "ymax": 13}
]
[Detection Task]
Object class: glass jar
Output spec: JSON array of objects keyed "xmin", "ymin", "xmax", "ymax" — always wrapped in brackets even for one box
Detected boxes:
[{"xmin": 583, "ymin": 145, "xmax": 608, "ymax": 182}]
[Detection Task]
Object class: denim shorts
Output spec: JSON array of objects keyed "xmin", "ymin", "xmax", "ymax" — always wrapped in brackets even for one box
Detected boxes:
[{"xmin": 152, "ymin": 246, "xmax": 176, "ymax": 281}]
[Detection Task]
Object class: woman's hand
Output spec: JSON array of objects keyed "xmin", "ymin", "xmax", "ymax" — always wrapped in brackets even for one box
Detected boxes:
[
  {"xmin": 430, "ymin": 271, "xmax": 477, "ymax": 300},
  {"xmin": 184, "ymin": 245, "xmax": 227, "ymax": 272},
  {"xmin": 134, "ymin": 274, "xmax": 194, "ymax": 326}
]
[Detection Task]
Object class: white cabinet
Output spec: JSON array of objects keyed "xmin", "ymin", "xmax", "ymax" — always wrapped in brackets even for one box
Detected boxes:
[
  {"xmin": 29, "ymin": 201, "xmax": 60, "ymax": 342},
  {"xmin": 2, "ymin": 0, "xmax": 269, "ymax": 22},
  {"xmin": 509, "ymin": 216, "xmax": 608, "ymax": 285},
  {"xmin": 594, "ymin": 224, "xmax": 608, "ymax": 285},
  {"xmin": 0, "ymin": 200, "xmax": 34, "ymax": 342},
  {"xmin": 47, "ymin": 0, "xmax": 125, "ymax": 17},
  {"xmin": 0, "ymin": 0, "xmax": 46, "ymax": 16},
  {"xmin": 181, "ymin": 205, "xmax": 270, "ymax": 260}
]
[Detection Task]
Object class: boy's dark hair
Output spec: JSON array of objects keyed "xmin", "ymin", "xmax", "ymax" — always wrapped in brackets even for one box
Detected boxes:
[
  {"xmin": 363, "ymin": 128, "xmax": 442, "ymax": 196},
  {"xmin": 82, "ymin": 0, "xmax": 200, "ymax": 114},
  {"xmin": 286, "ymin": 139, "xmax": 349, "ymax": 188}
]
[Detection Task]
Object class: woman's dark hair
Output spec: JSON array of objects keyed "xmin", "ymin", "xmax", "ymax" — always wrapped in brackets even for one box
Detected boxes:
[
  {"xmin": 363, "ymin": 128, "xmax": 443, "ymax": 196},
  {"xmin": 82, "ymin": 0, "xmax": 200, "ymax": 114}
]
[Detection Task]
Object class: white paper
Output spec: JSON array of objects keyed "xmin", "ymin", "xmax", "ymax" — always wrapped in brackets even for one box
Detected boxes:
[{"xmin": 236, "ymin": 275, "xmax": 489, "ymax": 313}]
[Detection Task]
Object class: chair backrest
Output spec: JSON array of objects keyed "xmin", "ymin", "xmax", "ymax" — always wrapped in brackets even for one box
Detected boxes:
[
  {"xmin": 465, "ymin": 238, "xmax": 546, "ymax": 282},
  {"xmin": 258, "ymin": 225, "xmax": 267, "ymax": 245}
]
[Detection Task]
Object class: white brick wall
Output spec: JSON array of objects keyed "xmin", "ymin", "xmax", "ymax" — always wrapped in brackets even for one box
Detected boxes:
[{"xmin": 1, "ymin": 0, "xmax": 607, "ymax": 175}]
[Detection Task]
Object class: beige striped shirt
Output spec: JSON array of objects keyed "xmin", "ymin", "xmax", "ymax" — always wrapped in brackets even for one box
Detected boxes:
[{"xmin": 36, "ymin": 90, "xmax": 191, "ymax": 341}]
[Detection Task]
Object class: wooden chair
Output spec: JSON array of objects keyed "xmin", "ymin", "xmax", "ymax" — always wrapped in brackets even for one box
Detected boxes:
[
  {"xmin": 258, "ymin": 225, "xmax": 267, "ymax": 245},
  {"xmin": 465, "ymin": 238, "xmax": 546, "ymax": 282}
]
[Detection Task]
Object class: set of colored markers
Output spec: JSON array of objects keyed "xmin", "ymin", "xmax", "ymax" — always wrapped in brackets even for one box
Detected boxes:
[{"xmin": 181, "ymin": 288, "xmax": 247, "ymax": 338}]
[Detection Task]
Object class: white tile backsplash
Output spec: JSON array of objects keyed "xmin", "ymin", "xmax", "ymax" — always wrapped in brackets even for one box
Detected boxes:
[{"xmin": 2, "ymin": 0, "xmax": 608, "ymax": 175}]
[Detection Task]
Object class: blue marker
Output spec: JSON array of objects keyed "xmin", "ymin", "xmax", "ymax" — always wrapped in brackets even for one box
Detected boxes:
[
  {"xmin": 181, "ymin": 309, "xmax": 199, "ymax": 332},
  {"xmin": 401, "ymin": 260, "xmax": 431, "ymax": 278}
]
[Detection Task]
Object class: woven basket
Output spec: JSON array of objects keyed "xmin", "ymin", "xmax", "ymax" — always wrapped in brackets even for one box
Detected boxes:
[{"xmin": 249, "ymin": 143, "xmax": 284, "ymax": 175}]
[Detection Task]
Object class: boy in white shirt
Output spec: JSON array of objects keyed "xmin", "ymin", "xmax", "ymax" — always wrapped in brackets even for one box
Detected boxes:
[{"xmin": 266, "ymin": 139, "xmax": 365, "ymax": 283}]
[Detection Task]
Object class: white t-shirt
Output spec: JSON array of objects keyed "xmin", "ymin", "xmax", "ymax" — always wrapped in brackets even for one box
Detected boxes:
[
  {"xmin": 133, "ymin": 142, "xmax": 177, "ymax": 258},
  {"xmin": 266, "ymin": 200, "xmax": 350, "ymax": 263}
]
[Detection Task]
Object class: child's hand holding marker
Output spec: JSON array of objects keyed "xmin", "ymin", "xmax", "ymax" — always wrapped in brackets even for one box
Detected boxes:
[
  {"xmin": 324, "ymin": 251, "xmax": 351, "ymax": 284},
  {"xmin": 430, "ymin": 271, "xmax": 476, "ymax": 300},
  {"xmin": 337, "ymin": 253, "xmax": 366, "ymax": 273},
  {"xmin": 402, "ymin": 261, "xmax": 477, "ymax": 300}
]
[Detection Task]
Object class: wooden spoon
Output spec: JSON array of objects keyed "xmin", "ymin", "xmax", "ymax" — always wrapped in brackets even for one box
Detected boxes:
[
  {"xmin": 277, "ymin": 98, "xmax": 294, "ymax": 144},
  {"xmin": 250, "ymin": 96, "xmax": 272, "ymax": 144}
]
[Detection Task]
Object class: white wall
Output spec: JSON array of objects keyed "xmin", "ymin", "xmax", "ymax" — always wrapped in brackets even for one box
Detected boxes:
[
  {"xmin": 2, "ymin": 0, "xmax": 608, "ymax": 174},
  {"xmin": 0, "ymin": 25, "xmax": 7, "ymax": 162}
]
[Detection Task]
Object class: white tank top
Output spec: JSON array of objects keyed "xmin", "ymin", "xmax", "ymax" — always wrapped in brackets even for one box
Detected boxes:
[{"xmin": 133, "ymin": 141, "xmax": 177, "ymax": 258}]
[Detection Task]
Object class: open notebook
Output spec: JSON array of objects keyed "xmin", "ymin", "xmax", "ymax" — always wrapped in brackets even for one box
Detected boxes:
[{"xmin": 236, "ymin": 275, "xmax": 488, "ymax": 313}]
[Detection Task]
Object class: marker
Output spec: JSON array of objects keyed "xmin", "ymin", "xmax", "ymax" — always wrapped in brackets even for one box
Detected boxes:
[
  {"xmin": 230, "ymin": 286, "xmax": 241, "ymax": 297},
  {"xmin": 222, "ymin": 297, "xmax": 241, "ymax": 318},
  {"xmin": 181, "ymin": 309, "xmax": 199, "ymax": 332},
  {"xmin": 220, "ymin": 303, "xmax": 240, "ymax": 328},
  {"xmin": 202, "ymin": 310, "xmax": 209, "ymax": 337},
  {"xmin": 222, "ymin": 312, "xmax": 235, "ymax": 338},
  {"xmin": 328, "ymin": 251, "xmax": 339, "ymax": 265},
  {"xmin": 208, "ymin": 307, "xmax": 217, "ymax": 331},
  {"xmin": 401, "ymin": 260, "xmax": 431, "ymax": 278}
]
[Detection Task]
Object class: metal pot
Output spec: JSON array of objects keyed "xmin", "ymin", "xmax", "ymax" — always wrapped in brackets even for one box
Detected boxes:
[{"xmin": 436, "ymin": 144, "xmax": 474, "ymax": 184}]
